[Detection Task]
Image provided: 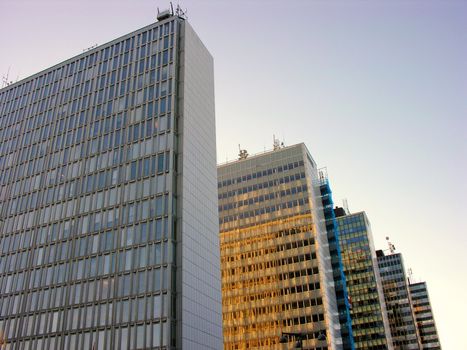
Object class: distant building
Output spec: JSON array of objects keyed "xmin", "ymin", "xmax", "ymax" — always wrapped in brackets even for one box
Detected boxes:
[
  {"xmin": 377, "ymin": 251, "xmax": 421, "ymax": 349},
  {"xmin": 335, "ymin": 209, "xmax": 393, "ymax": 350},
  {"xmin": 218, "ymin": 143, "xmax": 343, "ymax": 349},
  {"xmin": 0, "ymin": 11, "xmax": 223, "ymax": 349},
  {"xmin": 409, "ymin": 282, "xmax": 442, "ymax": 350}
]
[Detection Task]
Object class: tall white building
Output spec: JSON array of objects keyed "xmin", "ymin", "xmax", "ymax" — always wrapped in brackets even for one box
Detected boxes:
[{"xmin": 0, "ymin": 11, "xmax": 222, "ymax": 349}]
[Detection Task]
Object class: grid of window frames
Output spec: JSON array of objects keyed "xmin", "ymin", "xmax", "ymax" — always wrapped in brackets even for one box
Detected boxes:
[
  {"xmin": 218, "ymin": 150, "xmax": 330, "ymax": 350},
  {"xmin": 0, "ymin": 18, "xmax": 179, "ymax": 350},
  {"xmin": 409, "ymin": 283, "xmax": 441, "ymax": 350},
  {"xmin": 377, "ymin": 253, "xmax": 420, "ymax": 350},
  {"xmin": 337, "ymin": 213, "xmax": 390, "ymax": 350}
]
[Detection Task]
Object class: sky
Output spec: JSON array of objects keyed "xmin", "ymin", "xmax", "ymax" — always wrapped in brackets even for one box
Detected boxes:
[{"xmin": 1, "ymin": 0, "xmax": 466, "ymax": 348}]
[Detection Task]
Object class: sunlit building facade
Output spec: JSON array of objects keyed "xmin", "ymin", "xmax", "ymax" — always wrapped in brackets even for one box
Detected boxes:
[
  {"xmin": 335, "ymin": 210, "xmax": 393, "ymax": 350},
  {"xmin": 409, "ymin": 282, "xmax": 441, "ymax": 350},
  {"xmin": 218, "ymin": 144, "xmax": 343, "ymax": 350},
  {"xmin": 0, "ymin": 13, "xmax": 222, "ymax": 349},
  {"xmin": 376, "ymin": 251, "xmax": 421, "ymax": 350}
]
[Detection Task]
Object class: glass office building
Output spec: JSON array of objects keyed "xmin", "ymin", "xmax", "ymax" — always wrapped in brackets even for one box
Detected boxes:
[
  {"xmin": 0, "ymin": 12, "xmax": 222, "ymax": 350},
  {"xmin": 218, "ymin": 143, "xmax": 343, "ymax": 350},
  {"xmin": 377, "ymin": 251, "xmax": 421, "ymax": 350},
  {"xmin": 335, "ymin": 210, "xmax": 393, "ymax": 350},
  {"xmin": 319, "ymin": 176, "xmax": 354, "ymax": 350},
  {"xmin": 409, "ymin": 283, "xmax": 441, "ymax": 350}
]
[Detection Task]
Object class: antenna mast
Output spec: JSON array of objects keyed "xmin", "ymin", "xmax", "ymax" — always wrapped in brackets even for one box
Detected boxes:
[
  {"xmin": 407, "ymin": 268, "xmax": 414, "ymax": 284},
  {"xmin": 385, "ymin": 236, "xmax": 395, "ymax": 254},
  {"xmin": 2, "ymin": 67, "xmax": 13, "ymax": 88},
  {"xmin": 238, "ymin": 144, "xmax": 248, "ymax": 160},
  {"xmin": 273, "ymin": 134, "xmax": 285, "ymax": 150},
  {"xmin": 175, "ymin": 4, "xmax": 188, "ymax": 19},
  {"xmin": 342, "ymin": 199, "xmax": 350, "ymax": 214}
]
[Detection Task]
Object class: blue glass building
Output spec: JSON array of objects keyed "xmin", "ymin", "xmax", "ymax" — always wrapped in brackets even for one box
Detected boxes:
[{"xmin": 319, "ymin": 172, "xmax": 355, "ymax": 350}]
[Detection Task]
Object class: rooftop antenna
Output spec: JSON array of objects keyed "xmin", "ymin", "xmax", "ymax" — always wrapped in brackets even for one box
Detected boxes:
[
  {"xmin": 342, "ymin": 199, "xmax": 350, "ymax": 214},
  {"xmin": 238, "ymin": 144, "xmax": 248, "ymax": 160},
  {"xmin": 2, "ymin": 67, "xmax": 13, "ymax": 88},
  {"xmin": 175, "ymin": 3, "xmax": 188, "ymax": 19},
  {"xmin": 273, "ymin": 134, "xmax": 285, "ymax": 150},
  {"xmin": 385, "ymin": 236, "xmax": 396, "ymax": 254},
  {"xmin": 318, "ymin": 167, "xmax": 328, "ymax": 183},
  {"xmin": 273, "ymin": 135, "xmax": 280, "ymax": 150},
  {"xmin": 407, "ymin": 268, "xmax": 414, "ymax": 284}
]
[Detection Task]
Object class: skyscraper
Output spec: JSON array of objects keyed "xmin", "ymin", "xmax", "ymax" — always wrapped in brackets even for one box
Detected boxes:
[
  {"xmin": 218, "ymin": 143, "xmax": 343, "ymax": 349},
  {"xmin": 319, "ymin": 171, "xmax": 354, "ymax": 350},
  {"xmin": 0, "ymin": 10, "xmax": 222, "ymax": 349},
  {"xmin": 376, "ymin": 250, "xmax": 421, "ymax": 350},
  {"xmin": 335, "ymin": 209, "xmax": 393, "ymax": 350},
  {"xmin": 409, "ymin": 282, "xmax": 442, "ymax": 350}
]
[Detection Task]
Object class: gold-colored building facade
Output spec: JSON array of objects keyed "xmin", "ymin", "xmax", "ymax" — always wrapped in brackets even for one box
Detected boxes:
[{"xmin": 218, "ymin": 144, "xmax": 342, "ymax": 350}]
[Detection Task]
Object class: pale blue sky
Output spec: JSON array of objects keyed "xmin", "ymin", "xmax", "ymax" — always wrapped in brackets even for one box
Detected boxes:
[{"xmin": 1, "ymin": 1, "xmax": 466, "ymax": 349}]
